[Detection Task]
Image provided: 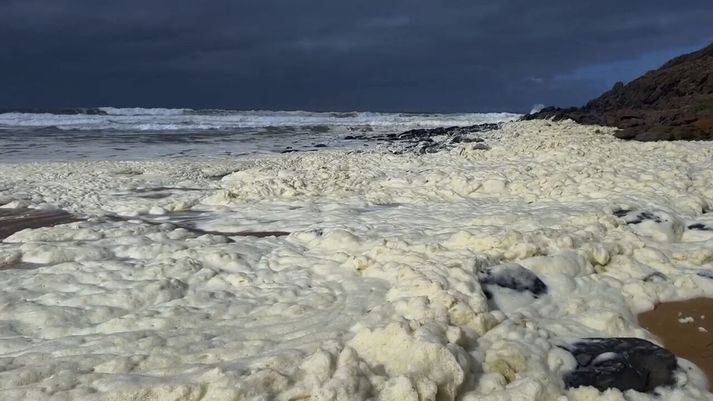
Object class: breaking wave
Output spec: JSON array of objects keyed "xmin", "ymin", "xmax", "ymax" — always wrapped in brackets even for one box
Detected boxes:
[{"xmin": 0, "ymin": 108, "xmax": 520, "ymax": 131}]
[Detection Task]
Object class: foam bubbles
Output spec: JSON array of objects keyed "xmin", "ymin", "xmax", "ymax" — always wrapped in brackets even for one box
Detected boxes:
[{"xmin": 1, "ymin": 120, "xmax": 713, "ymax": 400}]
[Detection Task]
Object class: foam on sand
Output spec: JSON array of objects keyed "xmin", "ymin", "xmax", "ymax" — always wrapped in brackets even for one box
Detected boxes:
[{"xmin": 1, "ymin": 120, "xmax": 713, "ymax": 400}]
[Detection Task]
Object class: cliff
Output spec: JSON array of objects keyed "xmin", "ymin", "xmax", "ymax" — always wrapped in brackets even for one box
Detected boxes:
[{"xmin": 526, "ymin": 43, "xmax": 713, "ymax": 140}]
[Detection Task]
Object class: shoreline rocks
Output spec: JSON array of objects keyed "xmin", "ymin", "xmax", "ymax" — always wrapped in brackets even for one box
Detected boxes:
[
  {"xmin": 344, "ymin": 122, "xmax": 500, "ymax": 154},
  {"xmin": 561, "ymin": 338, "xmax": 678, "ymax": 393}
]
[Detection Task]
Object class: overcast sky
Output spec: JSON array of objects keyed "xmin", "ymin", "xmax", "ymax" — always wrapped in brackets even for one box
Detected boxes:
[{"xmin": 2, "ymin": 0, "xmax": 713, "ymax": 112}]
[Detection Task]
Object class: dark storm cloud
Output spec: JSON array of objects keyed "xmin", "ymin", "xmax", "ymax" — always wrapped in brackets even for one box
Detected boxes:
[{"xmin": 2, "ymin": 0, "xmax": 713, "ymax": 112}]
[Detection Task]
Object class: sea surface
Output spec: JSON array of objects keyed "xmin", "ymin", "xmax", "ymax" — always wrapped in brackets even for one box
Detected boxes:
[{"xmin": 0, "ymin": 107, "xmax": 519, "ymax": 161}]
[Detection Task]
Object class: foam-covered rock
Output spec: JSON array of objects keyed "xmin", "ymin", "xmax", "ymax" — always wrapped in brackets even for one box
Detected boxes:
[
  {"xmin": 561, "ymin": 338, "xmax": 678, "ymax": 393},
  {"xmin": 478, "ymin": 263, "xmax": 547, "ymax": 299}
]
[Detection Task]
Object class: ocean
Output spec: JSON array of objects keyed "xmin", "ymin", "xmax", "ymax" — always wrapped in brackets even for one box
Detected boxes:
[{"xmin": 0, "ymin": 108, "xmax": 519, "ymax": 160}]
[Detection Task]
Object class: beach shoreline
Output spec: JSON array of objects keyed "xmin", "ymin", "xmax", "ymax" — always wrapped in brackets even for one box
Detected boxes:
[{"xmin": 2, "ymin": 119, "xmax": 713, "ymax": 400}]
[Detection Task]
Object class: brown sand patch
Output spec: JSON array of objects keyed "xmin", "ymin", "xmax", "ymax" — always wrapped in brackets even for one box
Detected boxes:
[
  {"xmin": 0, "ymin": 208, "xmax": 80, "ymax": 240},
  {"xmin": 638, "ymin": 298, "xmax": 713, "ymax": 388},
  {"xmin": 105, "ymin": 212, "xmax": 290, "ymax": 239},
  {"xmin": 178, "ymin": 227, "xmax": 291, "ymax": 238}
]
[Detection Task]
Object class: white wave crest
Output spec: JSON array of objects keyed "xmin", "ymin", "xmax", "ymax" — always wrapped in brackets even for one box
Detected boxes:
[{"xmin": 0, "ymin": 109, "xmax": 521, "ymax": 131}]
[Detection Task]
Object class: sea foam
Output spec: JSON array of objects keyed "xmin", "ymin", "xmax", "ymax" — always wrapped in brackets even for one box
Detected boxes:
[{"xmin": 1, "ymin": 120, "xmax": 712, "ymax": 400}]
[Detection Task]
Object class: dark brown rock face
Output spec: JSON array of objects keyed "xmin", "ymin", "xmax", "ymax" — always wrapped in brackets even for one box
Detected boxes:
[{"xmin": 526, "ymin": 43, "xmax": 713, "ymax": 141}]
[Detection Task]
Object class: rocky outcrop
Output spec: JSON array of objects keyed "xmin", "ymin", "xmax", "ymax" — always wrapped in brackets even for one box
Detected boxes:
[
  {"xmin": 345, "ymin": 123, "xmax": 499, "ymax": 154},
  {"xmin": 526, "ymin": 43, "xmax": 713, "ymax": 141},
  {"xmin": 561, "ymin": 338, "xmax": 678, "ymax": 392}
]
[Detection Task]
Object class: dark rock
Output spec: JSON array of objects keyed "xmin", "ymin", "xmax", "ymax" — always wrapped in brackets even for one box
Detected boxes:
[
  {"xmin": 344, "ymin": 123, "xmax": 501, "ymax": 154},
  {"xmin": 612, "ymin": 209, "xmax": 630, "ymax": 218},
  {"xmin": 525, "ymin": 42, "xmax": 713, "ymax": 141},
  {"xmin": 613, "ymin": 209, "xmax": 665, "ymax": 225},
  {"xmin": 561, "ymin": 338, "xmax": 678, "ymax": 393},
  {"xmin": 451, "ymin": 135, "xmax": 485, "ymax": 144},
  {"xmin": 643, "ymin": 272, "xmax": 668, "ymax": 282},
  {"xmin": 688, "ymin": 223, "xmax": 713, "ymax": 231},
  {"xmin": 697, "ymin": 270, "xmax": 713, "ymax": 280},
  {"xmin": 626, "ymin": 211, "xmax": 664, "ymax": 225},
  {"xmin": 479, "ymin": 263, "xmax": 547, "ymax": 298}
]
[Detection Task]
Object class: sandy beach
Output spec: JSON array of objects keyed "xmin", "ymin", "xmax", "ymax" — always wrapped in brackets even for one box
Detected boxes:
[{"xmin": 639, "ymin": 298, "xmax": 713, "ymax": 386}]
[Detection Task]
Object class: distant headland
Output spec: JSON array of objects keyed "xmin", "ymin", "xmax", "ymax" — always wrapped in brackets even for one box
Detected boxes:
[{"xmin": 526, "ymin": 42, "xmax": 713, "ymax": 141}]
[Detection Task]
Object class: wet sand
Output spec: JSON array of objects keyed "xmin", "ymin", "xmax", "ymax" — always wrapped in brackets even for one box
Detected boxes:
[
  {"xmin": 108, "ymin": 211, "xmax": 290, "ymax": 238},
  {"xmin": 639, "ymin": 298, "xmax": 713, "ymax": 388},
  {"xmin": 0, "ymin": 208, "xmax": 79, "ymax": 240}
]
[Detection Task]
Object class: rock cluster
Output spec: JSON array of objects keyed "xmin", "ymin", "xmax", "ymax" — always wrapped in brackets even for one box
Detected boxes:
[
  {"xmin": 561, "ymin": 338, "xmax": 678, "ymax": 393},
  {"xmin": 345, "ymin": 123, "xmax": 499, "ymax": 153}
]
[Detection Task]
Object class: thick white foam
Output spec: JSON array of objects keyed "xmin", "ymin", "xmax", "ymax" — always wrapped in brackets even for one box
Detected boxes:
[{"xmin": 1, "ymin": 120, "xmax": 713, "ymax": 400}]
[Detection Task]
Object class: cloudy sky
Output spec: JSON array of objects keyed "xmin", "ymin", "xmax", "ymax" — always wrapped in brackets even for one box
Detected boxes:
[{"xmin": 2, "ymin": 0, "xmax": 713, "ymax": 112}]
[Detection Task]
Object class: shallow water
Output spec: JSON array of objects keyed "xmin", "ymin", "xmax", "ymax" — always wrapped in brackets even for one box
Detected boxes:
[{"xmin": 0, "ymin": 108, "xmax": 518, "ymax": 161}]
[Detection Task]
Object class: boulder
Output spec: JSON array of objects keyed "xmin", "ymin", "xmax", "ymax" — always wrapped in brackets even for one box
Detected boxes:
[
  {"xmin": 478, "ymin": 263, "xmax": 547, "ymax": 298},
  {"xmin": 561, "ymin": 338, "xmax": 678, "ymax": 392}
]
